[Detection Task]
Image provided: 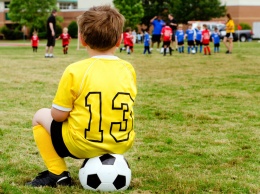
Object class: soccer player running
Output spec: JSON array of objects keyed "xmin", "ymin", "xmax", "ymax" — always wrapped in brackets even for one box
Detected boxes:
[
  {"xmin": 143, "ymin": 29, "xmax": 151, "ymax": 54},
  {"xmin": 185, "ymin": 23, "xmax": 195, "ymax": 54},
  {"xmin": 175, "ymin": 24, "xmax": 185, "ymax": 53},
  {"xmin": 45, "ymin": 9, "xmax": 57, "ymax": 58},
  {"xmin": 161, "ymin": 22, "xmax": 173, "ymax": 56},
  {"xmin": 150, "ymin": 15, "xmax": 165, "ymax": 51},
  {"xmin": 56, "ymin": 27, "xmax": 71, "ymax": 54},
  {"xmin": 26, "ymin": 5, "xmax": 137, "ymax": 187},
  {"xmin": 202, "ymin": 24, "xmax": 211, "ymax": 55}
]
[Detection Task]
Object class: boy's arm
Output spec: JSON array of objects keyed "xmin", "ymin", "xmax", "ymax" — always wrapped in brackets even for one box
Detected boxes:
[
  {"xmin": 51, "ymin": 107, "xmax": 70, "ymax": 122},
  {"xmin": 150, "ymin": 16, "xmax": 157, "ymax": 23}
]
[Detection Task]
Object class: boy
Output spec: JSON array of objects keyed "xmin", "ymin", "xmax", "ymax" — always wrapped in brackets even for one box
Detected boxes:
[
  {"xmin": 31, "ymin": 31, "xmax": 39, "ymax": 52},
  {"xmin": 202, "ymin": 24, "xmax": 211, "ymax": 55},
  {"xmin": 195, "ymin": 25, "xmax": 202, "ymax": 53},
  {"xmin": 56, "ymin": 27, "xmax": 71, "ymax": 54},
  {"xmin": 175, "ymin": 24, "xmax": 184, "ymax": 53},
  {"xmin": 124, "ymin": 27, "xmax": 134, "ymax": 54},
  {"xmin": 161, "ymin": 22, "xmax": 172, "ymax": 56},
  {"xmin": 212, "ymin": 27, "xmax": 220, "ymax": 53},
  {"xmin": 143, "ymin": 29, "xmax": 151, "ymax": 54},
  {"xmin": 26, "ymin": 5, "xmax": 137, "ymax": 187},
  {"xmin": 185, "ymin": 23, "xmax": 195, "ymax": 54}
]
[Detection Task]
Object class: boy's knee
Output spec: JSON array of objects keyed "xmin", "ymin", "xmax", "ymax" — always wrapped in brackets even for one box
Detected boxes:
[{"xmin": 32, "ymin": 108, "xmax": 51, "ymax": 126}]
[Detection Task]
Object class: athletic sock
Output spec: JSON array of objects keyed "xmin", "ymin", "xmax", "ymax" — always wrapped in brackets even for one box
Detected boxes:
[
  {"xmin": 188, "ymin": 47, "xmax": 190, "ymax": 54},
  {"xmin": 207, "ymin": 46, "xmax": 211, "ymax": 54},
  {"xmin": 200, "ymin": 45, "xmax": 202, "ymax": 53},
  {"xmin": 204, "ymin": 47, "xmax": 207, "ymax": 55},
  {"xmin": 33, "ymin": 125, "xmax": 67, "ymax": 175},
  {"xmin": 182, "ymin": 46, "xmax": 184, "ymax": 53}
]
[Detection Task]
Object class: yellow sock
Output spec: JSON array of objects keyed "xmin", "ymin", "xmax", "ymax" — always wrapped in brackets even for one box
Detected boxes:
[{"xmin": 33, "ymin": 125, "xmax": 67, "ymax": 175}]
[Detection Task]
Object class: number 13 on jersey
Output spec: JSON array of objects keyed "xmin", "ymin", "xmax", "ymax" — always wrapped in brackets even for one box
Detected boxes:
[{"xmin": 85, "ymin": 92, "xmax": 134, "ymax": 143}]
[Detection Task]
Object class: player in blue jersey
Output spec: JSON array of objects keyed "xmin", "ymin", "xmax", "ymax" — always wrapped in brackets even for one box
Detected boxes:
[
  {"xmin": 212, "ymin": 27, "xmax": 221, "ymax": 53},
  {"xmin": 185, "ymin": 23, "xmax": 195, "ymax": 54},
  {"xmin": 175, "ymin": 24, "xmax": 184, "ymax": 53},
  {"xmin": 143, "ymin": 30, "xmax": 151, "ymax": 54},
  {"xmin": 150, "ymin": 15, "xmax": 165, "ymax": 51},
  {"xmin": 195, "ymin": 25, "xmax": 202, "ymax": 53}
]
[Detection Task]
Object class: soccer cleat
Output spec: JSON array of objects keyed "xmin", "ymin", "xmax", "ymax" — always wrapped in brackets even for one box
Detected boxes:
[
  {"xmin": 26, "ymin": 170, "xmax": 72, "ymax": 187},
  {"xmin": 225, "ymin": 50, "xmax": 229, "ymax": 54}
]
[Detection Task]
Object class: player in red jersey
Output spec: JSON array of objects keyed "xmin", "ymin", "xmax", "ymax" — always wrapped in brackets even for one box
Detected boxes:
[
  {"xmin": 201, "ymin": 24, "xmax": 211, "ymax": 55},
  {"xmin": 161, "ymin": 22, "xmax": 172, "ymax": 56},
  {"xmin": 56, "ymin": 27, "xmax": 71, "ymax": 54},
  {"xmin": 31, "ymin": 31, "xmax": 39, "ymax": 52},
  {"xmin": 124, "ymin": 27, "xmax": 134, "ymax": 54}
]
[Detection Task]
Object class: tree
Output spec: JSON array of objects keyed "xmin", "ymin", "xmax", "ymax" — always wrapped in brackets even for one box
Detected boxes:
[
  {"xmin": 141, "ymin": 0, "xmax": 226, "ymax": 25},
  {"xmin": 167, "ymin": 0, "xmax": 226, "ymax": 23},
  {"xmin": 8, "ymin": 0, "xmax": 57, "ymax": 31},
  {"xmin": 113, "ymin": 0, "xmax": 144, "ymax": 30}
]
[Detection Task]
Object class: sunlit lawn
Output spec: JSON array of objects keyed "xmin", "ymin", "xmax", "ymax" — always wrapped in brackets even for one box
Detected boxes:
[{"xmin": 0, "ymin": 39, "xmax": 259, "ymax": 193}]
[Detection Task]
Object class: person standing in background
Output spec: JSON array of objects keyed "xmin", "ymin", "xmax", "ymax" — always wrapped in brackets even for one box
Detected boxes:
[
  {"xmin": 223, "ymin": 13, "xmax": 235, "ymax": 54},
  {"xmin": 168, "ymin": 14, "xmax": 178, "ymax": 51},
  {"xmin": 45, "ymin": 9, "xmax": 57, "ymax": 58},
  {"xmin": 150, "ymin": 15, "xmax": 165, "ymax": 51}
]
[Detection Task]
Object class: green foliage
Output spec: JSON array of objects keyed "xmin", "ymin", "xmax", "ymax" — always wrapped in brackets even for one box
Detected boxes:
[
  {"xmin": 8, "ymin": 0, "xmax": 57, "ymax": 30},
  {"xmin": 0, "ymin": 26, "xmax": 23, "ymax": 40},
  {"xmin": 113, "ymin": 0, "xmax": 144, "ymax": 29},
  {"xmin": 239, "ymin": 23, "xmax": 252, "ymax": 30},
  {"xmin": 141, "ymin": 0, "xmax": 226, "ymax": 25},
  {"xmin": 68, "ymin": 21, "xmax": 78, "ymax": 38},
  {"xmin": 56, "ymin": 24, "xmax": 62, "ymax": 38}
]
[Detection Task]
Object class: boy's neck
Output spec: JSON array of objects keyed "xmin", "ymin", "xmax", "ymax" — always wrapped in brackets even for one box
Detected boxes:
[{"xmin": 86, "ymin": 46, "xmax": 117, "ymax": 57}]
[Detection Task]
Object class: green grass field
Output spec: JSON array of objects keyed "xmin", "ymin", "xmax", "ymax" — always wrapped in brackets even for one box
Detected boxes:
[{"xmin": 0, "ymin": 39, "xmax": 259, "ymax": 194}]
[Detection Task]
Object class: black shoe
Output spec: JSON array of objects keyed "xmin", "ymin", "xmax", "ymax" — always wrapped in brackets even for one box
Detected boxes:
[
  {"xmin": 225, "ymin": 50, "xmax": 229, "ymax": 54},
  {"xmin": 26, "ymin": 170, "xmax": 72, "ymax": 187}
]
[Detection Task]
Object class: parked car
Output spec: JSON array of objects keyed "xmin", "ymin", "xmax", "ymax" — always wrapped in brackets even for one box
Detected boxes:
[{"xmin": 219, "ymin": 26, "xmax": 253, "ymax": 42}]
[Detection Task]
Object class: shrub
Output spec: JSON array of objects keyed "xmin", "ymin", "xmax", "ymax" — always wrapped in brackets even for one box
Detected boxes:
[
  {"xmin": 56, "ymin": 24, "xmax": 62, "ymax": 38},
  {"xmin": 237, "ymin": 23, "xmax": 252, "ymax": 30},
  {"xmin": 68, "ymin": 21, "xmax": 78, "ymax": 38},
  {"xmin": 1, "ymin": 26, "xmax": 23, "ymax": 40}
]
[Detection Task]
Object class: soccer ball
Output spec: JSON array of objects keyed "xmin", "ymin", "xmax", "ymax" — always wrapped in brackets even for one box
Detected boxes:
[
  {"xmin": 79, "ymin": 154, "xmax": 131, "ymax": 191},
  {"xmin": 191, "ymin": 49, "xmax": 196, "ymax": 54}
]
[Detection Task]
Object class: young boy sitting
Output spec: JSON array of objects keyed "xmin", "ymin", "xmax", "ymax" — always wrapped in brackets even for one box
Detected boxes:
[{"xmin": 26, "ymin": 5, "xmax": 137, "ymax": 187}]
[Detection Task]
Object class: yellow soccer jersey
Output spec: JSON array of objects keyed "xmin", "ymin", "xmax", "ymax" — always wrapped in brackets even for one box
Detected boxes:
[
  {"xmin": 226, "ymin": 19, "xmax": 235, "ymax": 33},
  {"xmin": 52, "ymin": 56, "xmax": 137, "ymax": 158}
]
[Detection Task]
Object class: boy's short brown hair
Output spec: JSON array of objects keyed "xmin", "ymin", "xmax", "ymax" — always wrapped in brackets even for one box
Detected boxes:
[{"xmin": 77, "ymin": 5, "xmax": 125, "ymax": 51}]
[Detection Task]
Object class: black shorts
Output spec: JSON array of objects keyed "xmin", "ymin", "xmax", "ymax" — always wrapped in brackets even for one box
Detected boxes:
[
  {"xmin": 226, "ymin": 33, "xmax": 234, "ymax": 39},
  {"xmin": 62, "ymin": 44, "xmax": 68, "ymax": 48},
  {"xmin": 171, "ymin": 33, "xmax": 176, "ymax": 41},
  {"xmin": 214, "ymin": 43, "xmax": 220, "ymax": 47},
  {"xmin": 152, "ymin": 34, "xmax": 161, "ymax": 43},
  {"xmin": 195, "ymin": 40, "xmax": 202, "ymax": 46},
  {"xmin": 47, "ymin": 36, "xmax": 55, "ymax": 47},
  {"xmin": 177, "ymin": 41, "xmax": 184, "ymax": 46},
  {"xmin": 163, "ymin": 41, "xmax": 171, "ymax": 47},
  {"xmin": 203, "ymin": 43, "xmax": 209, "ymax": 46},
  {"xmin": 51, "ymin": 120, "xmax": 78, "ymax": 159},
  {"xmin": 187, "ymin": 40, "xmax": 195, "ymax": 46},
  {"xmin": 32, "ymin": 46, "xmax": 38, "ymax": 49}
]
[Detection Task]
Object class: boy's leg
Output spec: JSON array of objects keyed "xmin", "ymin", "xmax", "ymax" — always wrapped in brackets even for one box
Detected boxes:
[{"xmin": 27, "ymin": 108, "xmax": 71, "ymax": 187}]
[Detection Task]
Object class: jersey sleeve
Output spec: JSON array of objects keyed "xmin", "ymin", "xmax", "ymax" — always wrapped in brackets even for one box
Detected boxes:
[{"xmin": 52, "ymin": 67, "xmax": 77, "ymax": 111}]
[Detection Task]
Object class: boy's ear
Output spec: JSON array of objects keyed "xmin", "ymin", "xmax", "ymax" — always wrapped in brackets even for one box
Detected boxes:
[
  {"xmin": 79, "ymin": 33, "xmax": 87, "ymax": 46},
  {"xmin": 116, "ymin": 33, "xmax": 123, "ymax": 47}
]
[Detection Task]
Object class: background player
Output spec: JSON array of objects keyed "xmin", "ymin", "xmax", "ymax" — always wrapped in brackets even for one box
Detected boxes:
[
  {"xmin": 31, "ymin": 31, "xmax": 39, "ymax": 53},
  {"xmin": 56, "ymin": 27, "xmax": 71, "ymax": 54},
  {"xmin": 161, "ymin": 22, "xmax": 172, "ymax": 56},
  {"xmin": 212, "ymin": 27, "xmax": 221, "ymax": 53},
  {"xmin": 175, "ymin": 24, "xmax": 184, "ymax": 53},
  {"xmin": 195, "ymin": 25, "xmax": 202, "ymax": 53},
  {"xmin": 185, "ymin": 23, "xmax": 195, "ymax": 54},
  {"xmin": 202, "ymin": 24, "xmax": 211, "ymax": 55},
  {"xmin": 26, "ymin": 5, "xmax": 137, "ymax": 187},
  {"xmin": 143, "ymin": 29, "xmax": 151, "ymax": 54}
]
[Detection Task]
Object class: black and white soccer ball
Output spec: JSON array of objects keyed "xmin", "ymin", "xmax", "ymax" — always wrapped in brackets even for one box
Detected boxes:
[{"xmin": 79, "ymin": 154, "xmax": 131, "ymax": 191}]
